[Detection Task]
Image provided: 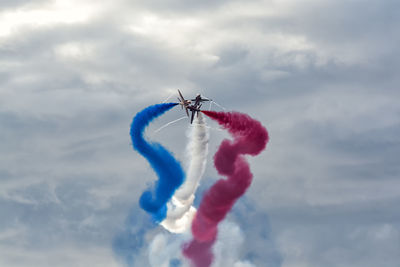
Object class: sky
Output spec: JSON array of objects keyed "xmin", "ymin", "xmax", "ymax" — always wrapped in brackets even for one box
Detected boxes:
[{"xmin": 0, "ymin": 0, "xmax": 399, "ymax": 266}]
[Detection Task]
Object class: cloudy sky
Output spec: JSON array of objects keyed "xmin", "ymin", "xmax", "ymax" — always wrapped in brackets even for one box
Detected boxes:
[{"xmin": 1, "ymin": 0, "xmax": 399, "ymax": 266}]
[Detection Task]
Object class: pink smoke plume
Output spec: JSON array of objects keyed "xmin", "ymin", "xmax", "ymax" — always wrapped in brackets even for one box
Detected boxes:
[{"xmin": 183, "ymin": 110, "xmax": 269, "ymax": 267}]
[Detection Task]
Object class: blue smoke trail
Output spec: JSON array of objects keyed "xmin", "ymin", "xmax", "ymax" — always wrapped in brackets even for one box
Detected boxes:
[{"xmin": 130, "ymin": 103, "xmax": 185, "ymax": 222}]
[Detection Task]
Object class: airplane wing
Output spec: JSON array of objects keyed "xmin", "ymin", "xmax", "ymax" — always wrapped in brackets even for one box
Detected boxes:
[
  {"xmin": 190, "ymin": 109, "xmax": 195, "ymax": 124},
  {"xmin": 178, "ymin": 90, "xmax": 185, "ymax": 101},
  {"xmin": 198, "ymin": 104, "xmax": 202, "ymax": 117},
  {"xmin": 185, "ymin": 107, "xmax": 189, "ymax": 117},
  {"xmin": 177, "ymin": 97, "xmax": 183, "ymax": 109},
  {"xmin": 190, "ymin": 98, "xmax": 210, "ymax": 102},
  {"xmin": 197, "ymin": 104, "xmax": 202, "ymax": 117}
]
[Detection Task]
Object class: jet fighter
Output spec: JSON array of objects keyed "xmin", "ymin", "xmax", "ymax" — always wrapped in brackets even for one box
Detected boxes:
[
  {"xmin": 187, "ymin": 104, "xmax": 202, "ymax": 124},
  {"xmin": 177, "ymin": 90, "xmax": 211, "ymax": 124},
  {"xmin": 177, "ymin": 89, "xmax": 192, "ymax": 117},
  {"xmin": 191, "ymin": 93, "xmax": 211, "ymax": 108}
]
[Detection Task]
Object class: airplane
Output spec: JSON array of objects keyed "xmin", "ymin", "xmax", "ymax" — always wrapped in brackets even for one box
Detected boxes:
[
  {"xmin": 176, "ymin": 90, "xmax": 211, "ymax": 124},
  {"xmin": 191, "ymin": 93, "xmax": 211, "ymax": 108},
  {"xmin": 187, "ymin": 104, "xmax": 202, "ymax": 124},
  {"xmin": 177, "ymin": 89, "xmax": 192, "ymax": 117}
]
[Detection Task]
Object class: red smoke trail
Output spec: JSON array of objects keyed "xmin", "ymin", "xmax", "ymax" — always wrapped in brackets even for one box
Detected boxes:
[{"xmin": 183, "ymin": 111, "xmax": 269, "ymax": 267}]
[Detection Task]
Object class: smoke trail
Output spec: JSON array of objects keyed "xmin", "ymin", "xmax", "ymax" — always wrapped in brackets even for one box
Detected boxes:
[
  {"xmin": 130, "ymin": 103, "xmax": 185, "ymax": 222},
  {"xmin": 183, "ymin": 111, "xmax": 269, "ymax": 267},
  {"xmin": 161, "ymin": 113, "xmax": 209, "ymax": 233},
  {"xmin": 148, "ymin": 232, "xmax": 189, "ymax": 267}
]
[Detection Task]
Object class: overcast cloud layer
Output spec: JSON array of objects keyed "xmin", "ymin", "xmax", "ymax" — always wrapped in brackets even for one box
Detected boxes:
[{"xmin": 1, "ymin": 0, "xmax": 399, "ymax": 266}]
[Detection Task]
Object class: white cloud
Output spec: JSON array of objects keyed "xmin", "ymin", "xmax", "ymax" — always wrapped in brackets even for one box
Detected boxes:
[
  {"xmin": 148, "ymin": 233, "xmax": 190, "ymax": 267},
  {"xmin": 0, "ymin": 0, "xmax": 101, "ymax": 37},
  {"xmin": 0, "ymin": 244, "xmax": 120, "ymax": 267}
]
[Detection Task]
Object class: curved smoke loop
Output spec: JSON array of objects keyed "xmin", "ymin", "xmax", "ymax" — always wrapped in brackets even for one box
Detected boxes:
[
  {"xmin": 129, "ymin": 104, "xmax": 269, "ymax": 267},
  {"xmin": 161, "ymin": 113, "xmax": 209, "ymax": 233},
  {"xmin": 130, "ymin": 103, "xmax": 185, "ymax": 222},
  {"xmin": 183, "ymin": 110, "xmax": 269, "ymax": 267}
]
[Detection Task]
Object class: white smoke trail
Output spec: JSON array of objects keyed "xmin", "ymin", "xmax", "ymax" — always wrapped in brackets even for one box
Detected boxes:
[
  {"xmin": 148, "ymin": 221, "xmax": 254, "ymax": 267},
  {"xmin": 148, "ymin": 233, "xmax": 191, "ymax": 267},
  {"xmin": 160, "ymin": 113, "xmax": 209, "ymax": 233},
  {"xmin": 210, "ymin": 100, "xmax": 226, "ymax": 111},
  {"xmin": 154, "ymin": 116, "xmax": 187, "ymax": 134}
]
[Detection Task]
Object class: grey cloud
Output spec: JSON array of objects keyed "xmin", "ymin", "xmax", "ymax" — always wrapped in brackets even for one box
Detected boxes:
[
  {"xmin": 287, "ymin": 0, "xmax": 400, "ymax": 44},
  {"xmin": 0, "ymin": 0, "xmax": 50, "ymax": 9},
  {"xmin": 214, "ymin": 46, "xmax": 249, "ymax": 68},
  {"xmin": 270, "ymin": 199, "xmax": 400, "ymax": 267},
  {"xmin": 230, "ymin": 197, "xmax": 283, "ymax": 267},
  {"xmin": 122, "ymin": 0, "xmax": 233, "ymax": 12}
]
